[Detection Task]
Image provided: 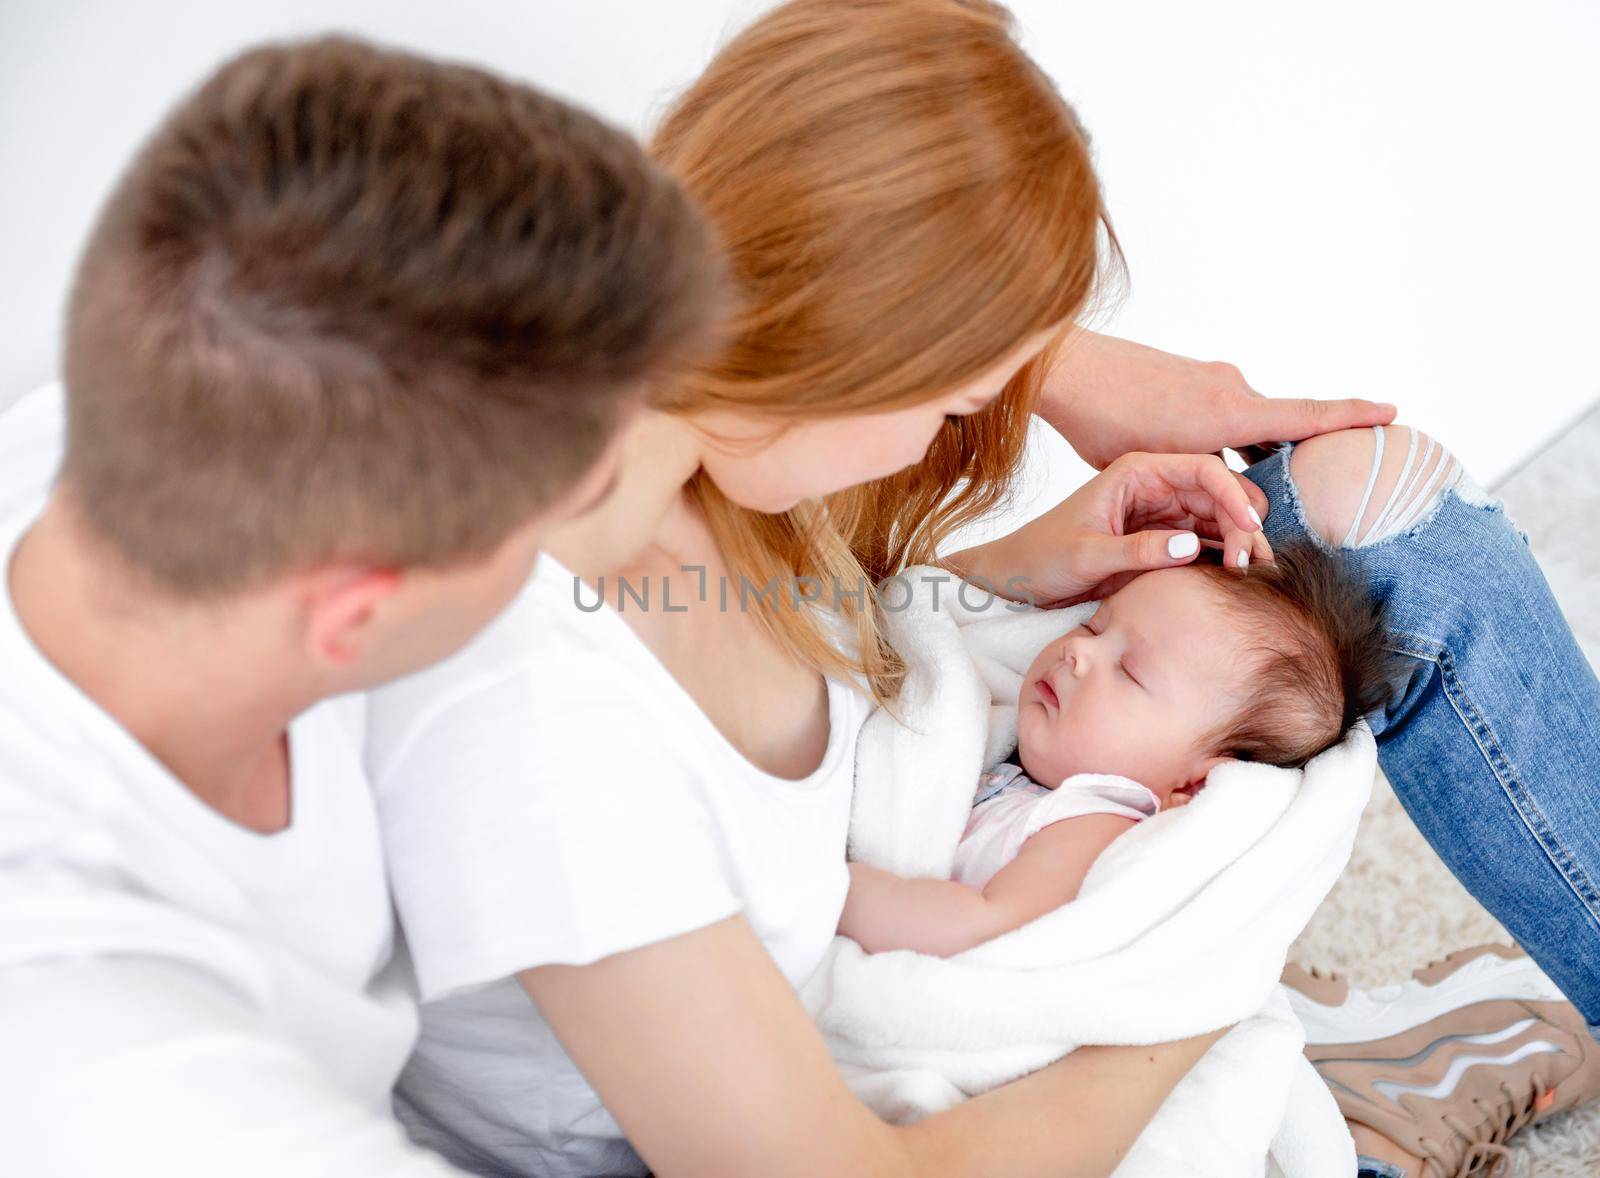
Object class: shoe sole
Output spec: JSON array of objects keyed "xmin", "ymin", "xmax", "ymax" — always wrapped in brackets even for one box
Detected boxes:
[{"xmin": 1288, "ymin": 947, "xmax": 1566, "ymax": 1046}]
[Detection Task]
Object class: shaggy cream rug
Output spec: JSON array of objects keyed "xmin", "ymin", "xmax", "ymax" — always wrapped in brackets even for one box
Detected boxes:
[{"xmin": 1289, "ymin": 405, "xmax": 1600, "ymax": 1175}]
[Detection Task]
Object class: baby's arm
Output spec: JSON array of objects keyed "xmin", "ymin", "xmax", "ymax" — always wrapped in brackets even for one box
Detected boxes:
[{"xmin": 837, "ymin": 813, "xmax": 1136, "ymax": 958}]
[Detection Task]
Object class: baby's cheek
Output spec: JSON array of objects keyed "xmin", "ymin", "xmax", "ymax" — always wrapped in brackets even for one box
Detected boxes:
[
  {"xmin": 1061, "ymin": 698, "xmax": 1135, "ymax": 776},
  {"xmin": 1045, "ymin": 710, "xmax": 1095, "ymax": 782},
  {"xmin": 1018, "ymin": 709, "xmax": 1069, "ymax": 785},
  {"xmin": 1116, "ymin": 710, "xmax": 1192, "ymax": 786}
]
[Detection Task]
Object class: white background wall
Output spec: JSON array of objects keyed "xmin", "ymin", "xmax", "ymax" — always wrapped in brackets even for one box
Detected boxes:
[{"xmin": 4, "ymin": 1, "xmax": 1596, "ymax": 509}]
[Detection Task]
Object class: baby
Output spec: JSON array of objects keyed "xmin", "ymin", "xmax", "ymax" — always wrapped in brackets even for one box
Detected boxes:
[{"xmin": 838, "ymin": 543, "xmax": 1397, "ymax": 958}]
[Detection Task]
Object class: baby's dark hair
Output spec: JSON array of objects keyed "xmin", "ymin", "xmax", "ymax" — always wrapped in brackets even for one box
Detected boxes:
[{"xmin": 1192, "ymin": 542, "xmax": 1403, "ymax": 768}]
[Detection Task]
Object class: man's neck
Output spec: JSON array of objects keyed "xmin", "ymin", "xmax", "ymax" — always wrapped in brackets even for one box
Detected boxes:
[{"xmin": 7, "ymin": 497, "xmax": 307, "ymax": 834}]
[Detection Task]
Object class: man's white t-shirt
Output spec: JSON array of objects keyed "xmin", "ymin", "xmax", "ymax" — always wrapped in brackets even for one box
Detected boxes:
[
  {"xmin": 366, "ymin": 554, "xmax": 873, "ymax": 1178},
  {"xmin": 0, "ymin": 384, "xmax": 458, "ymax": 1177}
]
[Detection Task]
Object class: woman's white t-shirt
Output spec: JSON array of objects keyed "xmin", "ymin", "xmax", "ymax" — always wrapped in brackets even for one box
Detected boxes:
[{"xmin": 365, "ymin": 555, "xmax": 872, "ymax": 1178}]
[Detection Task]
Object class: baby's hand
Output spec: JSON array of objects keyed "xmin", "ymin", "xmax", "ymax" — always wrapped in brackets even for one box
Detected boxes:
[
  {"xmin": 839, "ymin": 862, "xmax": 1010, "ymax": 956},
  {"xmin": 836, "ymin": 862, "xmax": 904, "ymax": 945}
]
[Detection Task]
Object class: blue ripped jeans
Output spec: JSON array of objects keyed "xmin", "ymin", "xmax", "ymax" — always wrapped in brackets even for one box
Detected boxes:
[
  {"xmin": 1245, "ymin": 443, "xmax": 1600, "ymax": 1036},
  {"xmin": 1355, "ymin": 1160, "xmax": 1407, "ymax": 1178}
]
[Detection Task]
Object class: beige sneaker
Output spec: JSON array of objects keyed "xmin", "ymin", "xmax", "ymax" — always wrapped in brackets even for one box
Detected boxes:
[{"xmin": 1282, "ymin": 944, "xmax": 1600, "ymax": 1177}]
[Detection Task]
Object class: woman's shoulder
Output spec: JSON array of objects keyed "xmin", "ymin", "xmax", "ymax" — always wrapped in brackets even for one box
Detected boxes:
[{"xmin": 364, "ymin": 555, "xmax": 692, "ymax": 787}]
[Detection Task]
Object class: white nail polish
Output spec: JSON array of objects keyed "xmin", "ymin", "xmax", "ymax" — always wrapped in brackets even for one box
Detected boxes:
[
  {"xmin": 1168, "ymin": 533, "xmax": 1200, "ymax": 559},
  {"xmin": 1249, "ymin": 506, "xmax": 1264, "ymax": 529},
  {"xmin": 1236, "ymin": 548, "xmax": 1250, "ymax": 569}
]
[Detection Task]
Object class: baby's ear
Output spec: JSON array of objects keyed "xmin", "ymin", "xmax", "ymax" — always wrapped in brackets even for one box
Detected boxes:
[{"xmin": 1170, "ymin": 755, "xmax": 1235, "ymax": 808}]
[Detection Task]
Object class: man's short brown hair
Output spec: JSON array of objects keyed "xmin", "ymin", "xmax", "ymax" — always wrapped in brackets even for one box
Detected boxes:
[{"xmin": 61, "ymin": 36, "xmax": 724, "ymax": 594}]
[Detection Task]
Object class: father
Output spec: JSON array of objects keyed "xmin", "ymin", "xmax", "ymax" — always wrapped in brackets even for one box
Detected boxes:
[{"xmin": 0, "ymin": 37, "xmax": 723, "ymax": 1176}]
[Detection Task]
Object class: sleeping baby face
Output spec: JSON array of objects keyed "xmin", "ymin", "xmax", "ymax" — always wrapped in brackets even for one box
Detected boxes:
[{"xmin": 1016, "ymin": 567, "xmax": 1256, "ymax": 804}]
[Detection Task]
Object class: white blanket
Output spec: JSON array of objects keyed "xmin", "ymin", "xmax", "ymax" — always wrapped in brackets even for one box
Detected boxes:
[{"xmin": 800, "ymin": 567, "xmax": 1370, "ymax": 1176}]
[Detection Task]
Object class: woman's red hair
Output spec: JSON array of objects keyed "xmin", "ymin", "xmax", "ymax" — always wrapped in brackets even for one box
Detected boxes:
[{"xmin": 652, "ymin": 0, "xmax": 1119, "ymax": 700}]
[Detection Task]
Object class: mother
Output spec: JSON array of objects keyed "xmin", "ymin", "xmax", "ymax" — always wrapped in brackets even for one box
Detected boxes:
[{"xmin": 367, "ymin": 2, "xmax": 1600, "ymax": 1176}]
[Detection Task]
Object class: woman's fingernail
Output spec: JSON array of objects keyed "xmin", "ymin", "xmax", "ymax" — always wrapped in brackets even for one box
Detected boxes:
[
  {"xmin": 1236, "ymin": 548, "xmax": 1250, "ymax": 569},
  {"xmin": 1248, "ymin": 506, "xmax": 1263, "ymax": 529},
  {"xmin": 1168, "ymin": 533, "xmax": 1200, "ymax": 559}
]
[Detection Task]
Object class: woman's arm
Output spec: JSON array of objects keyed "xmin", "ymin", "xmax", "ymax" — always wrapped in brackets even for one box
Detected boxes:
[
  {"xmin": 522, "ymin": 914, "xmax": 1223, "ymax": 1178},
  {"xmin": 1039, "ymin": 329, "xmax": 1397, "ymax": 471},
  {"xmin": 839, "ymin": 815, "xmax": 1136, "ymax": 957}
]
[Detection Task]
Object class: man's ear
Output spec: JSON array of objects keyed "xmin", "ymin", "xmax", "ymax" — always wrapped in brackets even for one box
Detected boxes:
[{"xmin": 298, "ymin": 566, "xmax": 404, "ymax": 667}]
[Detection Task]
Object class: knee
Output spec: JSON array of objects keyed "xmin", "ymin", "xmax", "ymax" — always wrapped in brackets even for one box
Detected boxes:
[{"xmin": 1289, "ymin": 424, "xmax": 1461, "ymax": 548}]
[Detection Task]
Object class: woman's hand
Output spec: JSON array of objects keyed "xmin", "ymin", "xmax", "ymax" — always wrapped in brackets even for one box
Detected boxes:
[
  {"xmin": 1040, "ymin": 331, "xmax": 1397, "ymax": 470},
  {"xmin": 944, "ymin": 452, "xmax": 1273, "ymax": 608}
]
